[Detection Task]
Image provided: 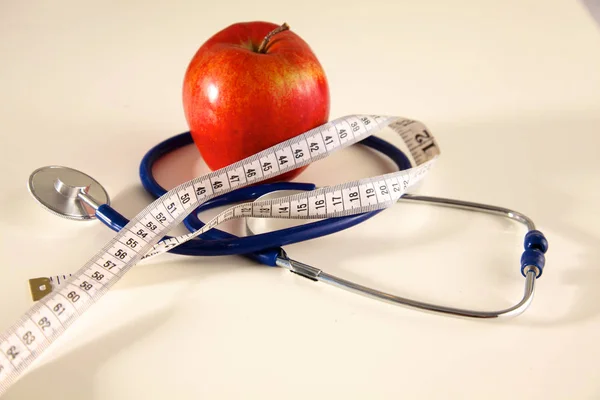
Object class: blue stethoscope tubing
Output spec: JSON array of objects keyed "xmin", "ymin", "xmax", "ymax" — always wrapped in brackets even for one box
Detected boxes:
[{"xmin": 94, "ymin": 131, "xmax": 413, "ymax": 266}]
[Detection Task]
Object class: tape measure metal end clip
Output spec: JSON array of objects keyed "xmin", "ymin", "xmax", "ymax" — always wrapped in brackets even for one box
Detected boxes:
[
  {"xmin": 28, "ymin": 274, "xmax": 72, "ymax": 301},
  {"xmin": 28, "ymin": 277, "xmax": 53, "ymax": 302}
]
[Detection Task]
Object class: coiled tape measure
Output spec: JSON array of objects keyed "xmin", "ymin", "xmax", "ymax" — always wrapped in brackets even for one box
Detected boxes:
[{"xmin": 0, "ymin": 115, "xmax": 438, "ymax": 394}]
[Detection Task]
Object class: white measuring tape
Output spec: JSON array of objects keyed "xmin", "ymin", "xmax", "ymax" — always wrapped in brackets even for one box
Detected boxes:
[{"xmin": 0, "ymin": 114, "xmax": 439, "ymax": 395}]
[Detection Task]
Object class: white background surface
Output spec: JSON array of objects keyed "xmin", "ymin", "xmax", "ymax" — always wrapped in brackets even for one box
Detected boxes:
[{"xmin": 1, "ymin": 0, "xmax": 600, "ymax": 398}]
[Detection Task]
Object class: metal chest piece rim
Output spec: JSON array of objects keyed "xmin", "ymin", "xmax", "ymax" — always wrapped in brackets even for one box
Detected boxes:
[{"xmin": 27, "ymin": 165, "xmax": 110, "ymax": 221}]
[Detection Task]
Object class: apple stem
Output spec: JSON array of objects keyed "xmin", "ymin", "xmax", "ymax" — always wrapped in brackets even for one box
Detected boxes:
[{"xmin": 257, "ymin": 22, "xmax": 290, "ymax": 53}]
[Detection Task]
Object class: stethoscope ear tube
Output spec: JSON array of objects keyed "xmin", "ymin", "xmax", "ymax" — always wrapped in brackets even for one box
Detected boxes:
[{"xmin": 273, "ymin": 194, "xmax": 548, "ymax": 319}]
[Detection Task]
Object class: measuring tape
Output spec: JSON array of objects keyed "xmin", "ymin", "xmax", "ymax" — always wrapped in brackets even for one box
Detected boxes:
[{"xmin": 0, "ymin": 114, "xmax": 439, "ymax": 395}]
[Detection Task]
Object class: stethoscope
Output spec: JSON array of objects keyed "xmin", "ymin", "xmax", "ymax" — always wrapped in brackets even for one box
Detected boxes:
[{"xmin": 28, "ymin": 131, "xmax": 548, "ymax": 319}]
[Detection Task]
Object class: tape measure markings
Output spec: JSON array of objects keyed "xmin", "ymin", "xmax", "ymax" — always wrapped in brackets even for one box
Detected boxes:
[
  {"xmin": 0, "ymin": 114, "xmax": 438, "ymax": 395},
  {"xmin": 129, "ymin": 117, "xmax": 437, "ymax": 259}
]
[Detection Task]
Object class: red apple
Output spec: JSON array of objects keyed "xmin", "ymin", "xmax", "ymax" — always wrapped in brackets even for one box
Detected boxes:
[{"xmin": 182, "ymin": 21, "xmax": 330, "ymax": 182}]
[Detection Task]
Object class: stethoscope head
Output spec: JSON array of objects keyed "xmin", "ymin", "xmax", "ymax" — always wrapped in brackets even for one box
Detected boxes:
[{"xmin": 27, "ymin": 165, "xmax": 110, "ymax": 221}]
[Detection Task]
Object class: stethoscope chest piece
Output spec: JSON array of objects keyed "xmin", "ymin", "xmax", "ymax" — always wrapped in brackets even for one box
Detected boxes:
[{"xmin": 28, "ymin": 165, "xmax": 110, "ymax": 221}]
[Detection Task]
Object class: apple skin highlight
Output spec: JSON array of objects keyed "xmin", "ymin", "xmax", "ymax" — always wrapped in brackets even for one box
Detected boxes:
[{"xmin": 182, "ymin": 21, "xmax": 330, "ymax": 181}]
